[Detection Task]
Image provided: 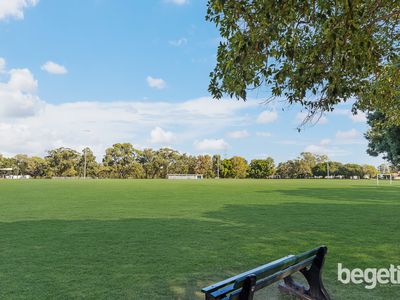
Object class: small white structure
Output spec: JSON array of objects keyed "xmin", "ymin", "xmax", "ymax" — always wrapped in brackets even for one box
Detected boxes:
[
  {"xmin": 0, "ymin": 168, "xmax": 13, "ymax": 178},
  {"xmin": 1, "ymin": 168, "xmax": 31, "ymax": 179},
  {"xmin": 5, "ymin": 175, "xmax": 31, "ymax": 179},
  {"xmin": 167, "ymin": 174, "xmax": 203, "ymax": 180}
]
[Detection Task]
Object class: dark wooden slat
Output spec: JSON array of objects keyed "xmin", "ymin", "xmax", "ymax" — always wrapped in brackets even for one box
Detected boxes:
[
  {"xmin": 208, "ymin": 255, "xmax": 317, "ymax": 299},
  {"xmin": 255, "ymin": 257, "xmax": 315, "ymax": 291},
  {"xmin": 201, "ymin": 255, "xmax": 294, "ymax": 293},
  {"xmin": 202, "ymin": 246, "xmax": 327, "ymax": 300},
  {"xmin": 205, "ymin": 251, "xmax": 319, "ymax": 296},
  {"xmin": 231, "ymin": 254, "xmax": 314, "ymax": 288},
  {"xmin": 228, "ymin": 257, "xmax": 315, "ymax": 300},
  {"xmin": 203, "ymin": 246, "xmax": 322, "ymax": 295},
  {"xmin": 209, "ymin": 283, "xmax": 235, "ymax": 299}
]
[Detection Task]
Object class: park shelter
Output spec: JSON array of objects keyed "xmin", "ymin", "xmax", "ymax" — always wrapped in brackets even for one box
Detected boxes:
[{"xmin": 0, "ymin": 168, "xmax": 13, "ymax": 178}]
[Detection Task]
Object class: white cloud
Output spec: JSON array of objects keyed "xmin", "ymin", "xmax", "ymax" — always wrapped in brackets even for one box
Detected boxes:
[
  {"xmin": 8, "ymin": 68, "xmax": 38, "ymax": 92},
  {"xmin": 256, "ymin": 131, "xmax": 272, "ymax": 137},
  {"xmin": 350, "ymin": 111, "xmax": 367, "ymax": 123},
  {"xmin": 178, "ymin": 97, "xmax": 255, "ymax": 116},
  {"xmin": 146, "ymin": 76, "xmax": 167, "ymax": 89},
  {"xmin": 41, "ymin": 61, "xmax": 68, "ymax": 75},
  {"xmin": 194, "ymin": 139, "xmax": 228, "ymax": 151},
  {"xmin": 0, "ymin": 71, "xmax": 252, "ymax": 158},
  {"xmin": 166, "ymin": 0, "xmax": 188, "ymax": 5},
  {"xmin": 150, "ymin": 127, "xmax": 176, "ymax": 144},
  {"xmin": 228, "ymin": 130, "xmax": 249, "ymax": 139},
  {"xmin": 332, "ymin": 108, "xmax": 349, "ymax": 116},
  {"xmin": 169, "ymin": 38, "xmax": 187, "ymax": 47},
  {"xmin": 304, "ymin": 145, "xmax": 328, "ymax": 155},
  {"xmin": 336, "ymin": 129, "xmax": 359, "ymax": 139},
  {"xmin": 0, "ymin": 57, "xmax": 6, "ymax": 71},
  {"xmin": 0, "ymin": 0, "xmax": 38, "ymax": 21},
  {"xmin": 304, "ymin": 137, "xmax": 351, "ymax": 158},
  {"xmin": 0, "ymin": 63, "xmax": 43, "ymax": 118},
  {"xmin": 257, "ymin": 111, "xmax": 278, "ymax": 124},
  {"xmin": 320, "ymin": 138, "xmax": 331, "ymax": 146},
  {"xmin": 304, "ymin": 130, "xmax": 364, "ymax": 156},
  {"xmin": 334, "ymin": 129, "xmax": 365, "ymax": 146},
  {"xmin": 305, "ymin": 132, "xmax": 364, "ymax": 158},
  {"xmin": 304, "ymin": 144, "xmax": 349, "ymax": 157},
  {"xmin": 333, "ymin": 109, "xmax": 367, "ymax": 123}
]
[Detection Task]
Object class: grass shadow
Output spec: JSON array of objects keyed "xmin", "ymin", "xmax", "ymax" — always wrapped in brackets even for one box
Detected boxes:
[
  {"xmin": 1, "ymin": 199, "xmax": 399, "ymax": 299},
  {"xmin": 255, "ymin": 185, "xmax": 400, "ymax": 205}
]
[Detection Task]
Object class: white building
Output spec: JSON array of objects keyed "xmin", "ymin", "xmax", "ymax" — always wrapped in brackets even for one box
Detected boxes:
[
  {"xmin": 0, "ymin": 168, "xmax": 13, "ymax": 178},
  {"xmin": 167, "ymin": 174, "xmax": 203, "ymax": 180}
]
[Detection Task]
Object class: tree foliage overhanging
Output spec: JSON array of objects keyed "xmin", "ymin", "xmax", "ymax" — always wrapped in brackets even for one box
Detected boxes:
[
  {"xmin": 206, "ymin": 0, "xmax": 400, "ymax": 124},
  {"xmin": 365, "ymin": 111, "xmax": 400, "ymax": 166}
]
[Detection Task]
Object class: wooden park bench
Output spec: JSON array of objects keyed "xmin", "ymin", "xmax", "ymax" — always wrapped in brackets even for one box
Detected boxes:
[{"xmin": 201, "ymin": 245, "xmax": 330, "ymax": 300}]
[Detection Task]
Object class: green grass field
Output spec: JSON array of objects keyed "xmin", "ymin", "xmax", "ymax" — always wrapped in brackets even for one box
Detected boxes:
[{"xmin": 0, "ymin": 179, "xmax": 399, "ymax": 299}]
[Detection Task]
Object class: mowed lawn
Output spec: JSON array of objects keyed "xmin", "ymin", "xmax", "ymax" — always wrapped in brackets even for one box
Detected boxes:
[{"xmin": 0, "ymin": 179, "xmax": 399, "ymax": 299}]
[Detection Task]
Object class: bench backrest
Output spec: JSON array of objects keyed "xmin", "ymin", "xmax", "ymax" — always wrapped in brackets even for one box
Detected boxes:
[{"xmin": 201, "ymin": 246, "xmax": 329, "ymax": 300}]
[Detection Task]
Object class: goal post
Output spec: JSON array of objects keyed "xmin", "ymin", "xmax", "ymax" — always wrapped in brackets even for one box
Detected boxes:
[
  {"xmin": 376, "ymin": 164, "xmax": 393, "ymax": 185},
  {"xmin": 167, "ymin": 174, "xmax": 203, "ymax": 180},
  {"xmin": 376, "ymin": 173, "xmax": 392, "ymax": 185}
]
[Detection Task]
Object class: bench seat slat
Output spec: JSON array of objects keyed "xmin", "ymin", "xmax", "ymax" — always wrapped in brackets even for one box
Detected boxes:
[
  {"xmin": 228, "ymin": 256, "xmax": 316, "ymax": 300},
  {"xmin": 201, "ymin": 255, "xmax": 293, "ymax": 294},
  {"xmin": 231, "ymin": 253, "xmax": 315, "ymax": 288},
  {"xmin": 201, "ymin": 246, "xmax": 329, "ymax": 300},
  {"xmin": 209, "ymin": 256, "xmax": 316, "ymax": 299},
  {"xmin": 255, "ymin": 256, "xmax": 315, "ymax": 290},
  {"xmin": 202, "ymin": 246, "xmax": 322, "ymax": 297}
]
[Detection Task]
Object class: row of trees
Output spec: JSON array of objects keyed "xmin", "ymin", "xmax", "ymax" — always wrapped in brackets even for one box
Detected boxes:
[
  {"xmin": 0, "ymin": 145, "xmax": 219, "ymax": 179},
  {"xmin": 0, "ymin": 144, "xmax": 385, "ymax": 179},
  {"xmin": 276, "ymin": 153, "xmax": 380, "ymax": 179}
]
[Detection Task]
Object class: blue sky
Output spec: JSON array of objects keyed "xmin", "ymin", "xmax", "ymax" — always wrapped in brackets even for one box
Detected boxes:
[{"xmin": 0, "ymin": 0, "xmax": 384, "ymax": 165}]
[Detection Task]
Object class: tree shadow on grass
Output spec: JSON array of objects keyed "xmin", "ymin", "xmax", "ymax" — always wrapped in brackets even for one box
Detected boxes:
[
  {"xmin": 1, "ymin": 218, "xmax": 229, "ymax": 300},
  {"xmin": 1, "ymin": 201, "xmax": 399, "ymax": 299},
  {"xmin": 255, "ymin": 185, "xmax": 400, "ymax": 204},
  {"xmin": 203, "ymin": 202, "xmax": 400, "ymax": 300}
]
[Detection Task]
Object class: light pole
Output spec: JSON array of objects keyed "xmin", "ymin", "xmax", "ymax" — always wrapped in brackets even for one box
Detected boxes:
[
  {"xmin": 217, "ymin": 155, "xmax": 220, "ymax": 178},
  {"xmin": 326, "ymin": 161, "xmax": 330, "ymax": 178},
  {"xmin": 82, "ymin": 129, "xmax": 91, "ymax": 179},
  {"xmin": 83, "ymin": 148, "xmax": 87, "ymax": 179}
]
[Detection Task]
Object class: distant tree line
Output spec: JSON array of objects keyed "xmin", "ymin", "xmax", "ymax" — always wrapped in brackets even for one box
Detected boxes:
[
  {"xmin": 0, "ymin": 143, "xmax": 385, "ymax": 179},
  {"xmin": 275, "ymin": 152, "xmax": 380, "ymax": 179}
]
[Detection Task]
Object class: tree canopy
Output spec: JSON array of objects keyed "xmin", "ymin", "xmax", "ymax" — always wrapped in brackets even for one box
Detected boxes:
[
  {"xmin": 102, "ymin": 143, "xmax": 144, "ymax": 179},
  {"xmin": 46, "ymin": 147, "xmax": 80, "ymax": 177},
  {"xmin": 248, "ymin": 157, "xmax": 275, "ymax": 178},
  {"xmin": 0, "ymin": 147, "xmax": 380, "ymax": 179},
  {"xmin": 206, "ymin": 0, "xmax": 400, "ymax": 125},
  {"xmin": 365, "ymin": 111, "xmax": 400, "ymax": 166}
]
